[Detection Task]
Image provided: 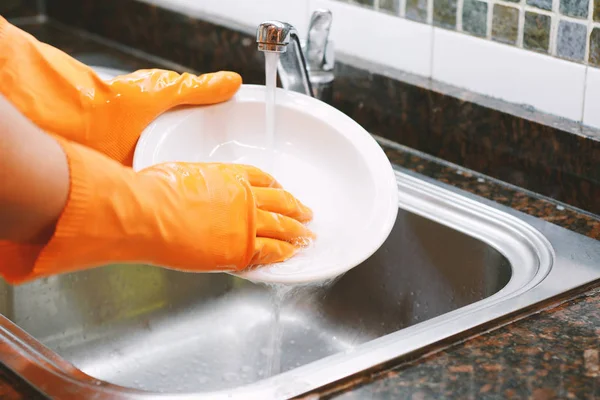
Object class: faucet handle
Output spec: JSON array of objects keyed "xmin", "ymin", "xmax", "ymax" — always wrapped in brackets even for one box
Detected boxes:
[{"xmin": 305, "ymin": 9, "xmax": 334, "ymax": 72}]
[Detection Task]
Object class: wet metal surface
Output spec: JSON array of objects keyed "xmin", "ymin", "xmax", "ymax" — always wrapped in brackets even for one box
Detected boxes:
[{"xmin": 0, "ymin": 169, "xmax": 598, "ymax": 399}]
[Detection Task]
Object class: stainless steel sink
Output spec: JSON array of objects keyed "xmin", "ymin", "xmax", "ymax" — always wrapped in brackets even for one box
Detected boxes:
[{"xmin": 1, "ymin": 166, "xmax": 599, "ymax": 400}]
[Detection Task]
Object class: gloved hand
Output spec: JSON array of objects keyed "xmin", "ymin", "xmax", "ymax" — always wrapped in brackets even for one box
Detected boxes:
[
  {"xmin": 0, "ymin": 16, "xmax": 241, "ymax": 166},
  {"xmin": 0, "ymin": 137, "xmax": 314, "ymax": 284}
]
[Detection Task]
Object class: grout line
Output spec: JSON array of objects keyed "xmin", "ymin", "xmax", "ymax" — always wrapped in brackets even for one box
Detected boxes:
[
  {"xmin": 517, "ymin": 4, "xmax": 600, "ymax": 20},
  {"xmin": 549, "ymin": 0, "xmax": 560, "ymax": 55},
  {"xmin": 523, "ymin": 10, "xmax": 599, "ymax": 26},
  {"xmin": 399, "ymin": 0, "xmax": 407, "ymax": 17},
  {"xmin": 585, "ymin": 0, "xmax": 595, "ymax": 63},
  {"xmin": 581, "ymin": 66, "xmax": 589, "ymax": 123},
  {"xmin": 557, "ymin": 14, "xmax": 600, "ymax": 26},
  {"xmin": 457, "ymin": 0, "xmax": 465, "ymax": 31},
  {"xmin": 486, "ymin": 0, "xmax": 494, "ymax": 39},
  {"xmin": 517, "ymin": 0, "xmax": 525, "ymax": 47},
  {"xmin": 427, "ymin": 0, "xmax": 434, "ymax": 25},
  {"xmin": 582, "ymin": 0, "xmax": 594, "ymax": 122}
]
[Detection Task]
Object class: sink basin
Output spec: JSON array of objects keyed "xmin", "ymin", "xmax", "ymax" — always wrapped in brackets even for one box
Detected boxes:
[
  {"xmin": 1, "ymin": 66, "xmax": 599, "ymax": 399},
  {"xmin": 0, "ymin": 166, "xmax": 599, "ymax": 399}
]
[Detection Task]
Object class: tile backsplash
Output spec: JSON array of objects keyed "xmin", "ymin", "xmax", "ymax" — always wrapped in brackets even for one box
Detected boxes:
[{"xmin": 338, "ymin": 0, "xmax": 600, "ymax": 67}]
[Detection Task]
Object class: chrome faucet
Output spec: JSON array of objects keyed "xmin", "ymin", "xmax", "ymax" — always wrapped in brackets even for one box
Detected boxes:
[{"xmin": 256, "ymin": 9, "xmax": 334, "ymax": 103}]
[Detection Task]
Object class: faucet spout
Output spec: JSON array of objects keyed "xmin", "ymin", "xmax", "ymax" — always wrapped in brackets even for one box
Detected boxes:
[
  {"xmin": 256, "ymin": 21, "xmax": 313, "ymax": 98},
  {"xmin": 256, "ymin": 21, "xmax": 292, "ymax": 52}
]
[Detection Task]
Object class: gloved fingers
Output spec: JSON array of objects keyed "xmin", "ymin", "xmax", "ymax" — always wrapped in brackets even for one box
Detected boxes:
[
  {"xmin": 139, "ymin": 162, "xmax": 283, "ymax": 191},
  {"xmin": 252, "ymin": 187, "xmax": 313, "ymax": 223},
  {"xmin": 256, "ymin": 209, "xmax": 315, "ymax": 245},
  {"xmin": 250, "ymin": 237, "xmax": 298, "ymax": 266},
  {"xmin": 111, "ymin": 69, "xmax": 242, "ymax": 107},
  {"xmin": 230, "ymin": 164, "xmax": 281, "ymax": 188},
  {"xmin": 180, "ymin": 71, "xmax": 242, "ymax": 105}
]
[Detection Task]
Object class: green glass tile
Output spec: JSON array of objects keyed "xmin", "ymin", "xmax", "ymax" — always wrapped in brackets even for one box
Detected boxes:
[
  {"xmin": 463, "ymin": 0, "xmax": 487, "ymax": 37},
  {"xmin": 590, "ymin": 27, "xmax": 600, "ymax": 66},
  {"xmin": 560, "ymin": 0, "xmax": 588, "ymax": 18},
  {"xmin": 406, "ymin": 0, "xmax": 428, "ymax": 22},
  {"xmin": 594, "ymin": 0, "xmax": 600, "ymax": 21},
  {"xmin": 379, "ymin": 0, "xmax": 400, "ymax": 14},
  {"xmin": 556, "ymin": 20, "xmax": 586, "ymax": 61},
  {"xmin": 433, "ymin": 0, "xmax": 457, "ymax": 29},
  {"xmin": 523, "ymin": 12, "xmax": 551, "ymax": 52},
  {"xmin": 492, "ymin": 4, "xmax": 519, "ymax": 45},
  {"xmin": 527, "ymin": 0, "xmax": 552, "ymax": 11}
]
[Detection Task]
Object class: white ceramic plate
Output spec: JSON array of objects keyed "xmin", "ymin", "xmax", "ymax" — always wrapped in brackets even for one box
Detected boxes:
[{"xmin": 133, "ymin": 85, "xmax": 398, "ymax": 284}]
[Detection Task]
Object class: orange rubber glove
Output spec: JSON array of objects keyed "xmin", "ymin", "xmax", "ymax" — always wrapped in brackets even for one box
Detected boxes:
[
  {"xmin": 0, "ymin": 137, "xmax": 314, "ymax": 284},
  {"xmin": 0, "ymin": 16, "xmax": 241, "ymax": 166}
]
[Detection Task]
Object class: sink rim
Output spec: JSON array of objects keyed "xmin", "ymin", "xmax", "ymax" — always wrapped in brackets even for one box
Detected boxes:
[{"xmin": 1, "ymin": 168, "xmax": 599, "ymax": 400}]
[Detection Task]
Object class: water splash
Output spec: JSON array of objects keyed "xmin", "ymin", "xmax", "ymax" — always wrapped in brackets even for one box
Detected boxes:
[{"xmin": 263, "ymin": 283, "xmax": 292, "ymax": 378}]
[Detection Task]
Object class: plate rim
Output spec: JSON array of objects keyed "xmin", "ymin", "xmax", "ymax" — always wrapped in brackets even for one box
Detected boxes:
[{"xmin": 132, "ymin": 84, "xmax": 399, "ymax": 284}]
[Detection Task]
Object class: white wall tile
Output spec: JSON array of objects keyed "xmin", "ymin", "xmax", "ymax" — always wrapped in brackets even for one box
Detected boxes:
[
  {"xmin": 140, "ymin": 0, "xmax": 310, "ymax": 34},
  {"xmin": 143, "ymin": 0, "xmax": 594, "ymax": 124},
  {"xmin": 583, "ymin": 67, "xmax": 600, "ymax": 129},
  {"xmin": 309, "ymin": 0, "xmax": 433, "ymax": 77},
  {"xmin": 432, "ymin": 28, "xmax": 586, "ymax": 121}
]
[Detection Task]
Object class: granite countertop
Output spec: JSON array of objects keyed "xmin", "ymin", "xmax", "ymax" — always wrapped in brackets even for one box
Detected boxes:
[{"xmin": 2, "ymin": 21, "xmax": 599, "ymax": 400}]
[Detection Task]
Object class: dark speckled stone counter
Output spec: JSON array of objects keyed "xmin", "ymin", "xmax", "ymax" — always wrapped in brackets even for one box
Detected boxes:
[
  {"xmin": 316, "ymin": 288, "xmax": 600, "ymax": 399},
  {"xmin": 0, "ymin": 19, "xmax": 598, "ymax": 400}
]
